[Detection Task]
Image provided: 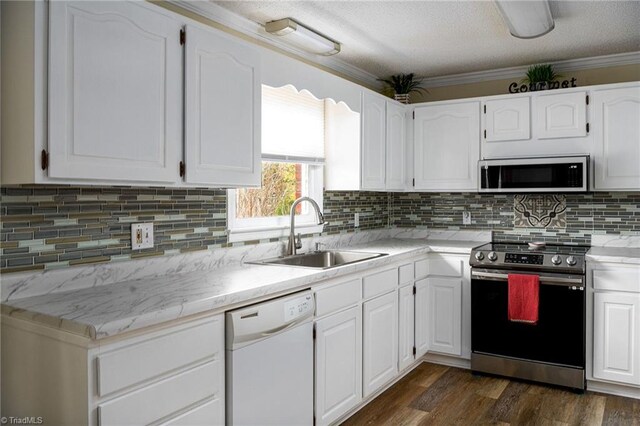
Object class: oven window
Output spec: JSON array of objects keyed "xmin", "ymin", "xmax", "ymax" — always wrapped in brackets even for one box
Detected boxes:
[{"xmin": 471, "ymin": 279, "xmax": 585, "ymax": 367}]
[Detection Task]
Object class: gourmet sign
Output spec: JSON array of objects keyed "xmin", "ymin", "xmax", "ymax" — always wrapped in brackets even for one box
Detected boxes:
[{"xmin": 509, "ymin": 77, "xmax": 577, "ymax": 93}]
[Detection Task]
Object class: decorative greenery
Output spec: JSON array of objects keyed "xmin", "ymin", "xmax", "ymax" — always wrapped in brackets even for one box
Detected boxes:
[
  {"xmin": 522, "ymin": 64, "xmax": 561, "ymax": 84},
  {"xmin": 379, "ymin": 73, "xmax": 427, "ymax": 95}
]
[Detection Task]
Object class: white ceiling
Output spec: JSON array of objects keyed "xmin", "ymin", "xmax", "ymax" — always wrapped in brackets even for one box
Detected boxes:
[{"xmin": 213, "ymin": 1, "xmax": 640, "ymax": 79}]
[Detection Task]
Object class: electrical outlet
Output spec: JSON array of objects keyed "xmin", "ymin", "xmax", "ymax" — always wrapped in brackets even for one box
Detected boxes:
[
  {"xmin": 354, "ymin": 213, "xmax": 360, "ymax": 228},
  {"xmin": 131, "ymin": 223, "xmax": 154, "ymax": 250},
  {"xmin": 462, "ymin": 211, "xmax": 471, "ymax": 225}
]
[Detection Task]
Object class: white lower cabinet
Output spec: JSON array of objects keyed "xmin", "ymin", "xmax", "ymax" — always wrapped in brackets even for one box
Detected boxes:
[
  {"xmin": 415, "ymin": 254, "xmax": 469, "ymax": 359},
  {"xmin": 593, "ymin": 292, "xmax": 640, "ymax": 386},
  {"xmin": 1, "ymin": 314, "xmax": 224, "ymax": 425},
  {"xmin": 425, "ymin": 277, "xmax": 462, "ymax": 356},
  {"xmin": 398, "ymin": 284, "xmax": 415, "ymax": 371},
  {"xmin": 314, "ymin": 306, "xmax": 363, "ymax": 426},
  {"xmin": 363, "ymin": 291, "xmax": 399, "ymax": 397}
]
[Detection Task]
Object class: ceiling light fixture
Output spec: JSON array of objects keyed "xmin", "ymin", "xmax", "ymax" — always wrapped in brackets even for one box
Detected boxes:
[
  {"xmin": 494, "ymin": 0, "xmax": 555, "ymax": 39},
  {"xmin": 265, "ymin": 18, "xmax": 341, "ymax": 56}
]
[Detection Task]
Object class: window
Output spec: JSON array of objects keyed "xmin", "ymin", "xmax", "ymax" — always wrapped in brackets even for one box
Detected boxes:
[{"xmin": 227, "ymin": 85, "xmax": 325, "ymax": 242}]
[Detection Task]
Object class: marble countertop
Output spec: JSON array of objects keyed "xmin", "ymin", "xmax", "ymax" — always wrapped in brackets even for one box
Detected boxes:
[
  {"xmin": 1, "ymin": 238, "xmax": 481, "ymax": 340},
  {"xmin": 587, "ymin": 246, "xmax": 640, "ymax": 264}
]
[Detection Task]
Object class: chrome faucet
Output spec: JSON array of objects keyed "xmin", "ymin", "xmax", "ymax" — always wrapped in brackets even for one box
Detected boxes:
[{"xmin": 287, "ymin": 196, "xmax": 327, "ymax": 256}]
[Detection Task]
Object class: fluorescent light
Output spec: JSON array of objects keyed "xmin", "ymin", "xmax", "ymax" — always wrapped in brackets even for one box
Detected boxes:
[
  {"xmin": 495, "ymin": 0, "xmax": 555, "ymax": 39},
  {"xmin": 265, "ymin": 18, "xmax": 341, "ymax": 56}
]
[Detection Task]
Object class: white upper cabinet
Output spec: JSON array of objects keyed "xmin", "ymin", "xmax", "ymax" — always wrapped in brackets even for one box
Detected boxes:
[
  {"xmin": 385, "ymin": 102, "xmax": 407, "ymax": 190},
  {"xmin": 414, "ymin": 101, "xmax": 480, "ymax": 191},
  {"xmin": 591, "ymin": 84, "xmax": 640, "ymax": 190},
  {"xmin": 361, "ymin": 92, "xmax": 387, "ymax": 190},
  {"xmin": 481, "ymin": 90, "xmax": 592, "ymax": 159},
  {"xmin": 48, "ymin": 1, "xmax": 183, "ymax": 183},
  {"xmin": 184, "ymin": 25, "xmax": 261, "ymax": 187},
  {"xmin": 484, "ymin": 97, "xmax": 531, "ymax": 142},
  {"xmin": 535, "ymin": 91, "xmax": 587, "ymax": 139}
]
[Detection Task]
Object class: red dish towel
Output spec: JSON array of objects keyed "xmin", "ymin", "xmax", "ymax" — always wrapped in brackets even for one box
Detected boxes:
[{"xmin": 508, "ymin": 274, "xmax": 540, "ymax": 325}]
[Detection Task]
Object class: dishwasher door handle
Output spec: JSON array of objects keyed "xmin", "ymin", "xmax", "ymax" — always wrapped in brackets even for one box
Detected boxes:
[{"xmin": 260, "ymin": 319, "xmax": 299, "ymax": 337}]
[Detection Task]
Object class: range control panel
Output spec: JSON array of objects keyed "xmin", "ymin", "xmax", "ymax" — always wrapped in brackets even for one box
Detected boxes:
[{"xmin": 504, "ymin": 253, "xmax": 544, "ymax": 265}]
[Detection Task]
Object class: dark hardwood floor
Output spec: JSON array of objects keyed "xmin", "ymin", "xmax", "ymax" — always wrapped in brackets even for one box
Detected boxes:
[{"xmin": 342, "ymin": 362, "xmax": 640, "ymax": 425}]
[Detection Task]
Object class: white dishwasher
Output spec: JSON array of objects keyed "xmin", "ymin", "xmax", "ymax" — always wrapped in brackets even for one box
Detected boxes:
[{"xmin": 226, "ymin": 290, "xmax": 314, "ymax": 425}]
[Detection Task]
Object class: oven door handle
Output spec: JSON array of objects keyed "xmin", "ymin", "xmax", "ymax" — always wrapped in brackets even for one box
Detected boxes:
[{"xmin": 471, "ymin": 271, "xmax": 585, "ymax": 287}]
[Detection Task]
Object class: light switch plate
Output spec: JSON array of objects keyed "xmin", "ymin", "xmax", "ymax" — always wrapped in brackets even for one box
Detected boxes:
[
  {"xmin": 462, "ymin": 211, "xmax": 471, "ymax": 225},
  {"xmin": 354, "ymin": 213, "xmax": 360, "ymax": 228},
  {"xmin": 131, "ymin": 223, "xmax": 154, "ymax": 250}
]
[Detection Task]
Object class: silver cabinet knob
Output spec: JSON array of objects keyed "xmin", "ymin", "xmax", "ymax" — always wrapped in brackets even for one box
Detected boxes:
[
  {"xmin": 488, "ymin": 251, "xmax": 498, "ymax": 261},
  {"xmin": 566, "ymin": 256, "xmax": 577, "ymax": 266},
  {"xmin": 551, "ymin": 255, "xmax": 562, "ymax": 265},
  {"xmin": 474, "ymin": 252, "xmax": 485, "ymax": 261}
]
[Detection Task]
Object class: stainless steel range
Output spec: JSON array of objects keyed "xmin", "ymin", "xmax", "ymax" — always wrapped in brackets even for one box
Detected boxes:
[{"xmin": 469, "ymin": 242, "xmax": 590, "ymax": 391}]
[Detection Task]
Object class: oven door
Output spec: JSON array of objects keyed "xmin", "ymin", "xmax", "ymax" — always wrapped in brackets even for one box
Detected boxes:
[{"xmin": 471, "ymin": 268, "xmax": 585, "ymax": 368}]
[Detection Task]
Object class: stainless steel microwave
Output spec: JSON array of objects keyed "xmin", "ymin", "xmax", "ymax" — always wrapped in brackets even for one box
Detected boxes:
[{"xmin": 478, "ymin": 156, "xmax": 589, "ymax": 193}]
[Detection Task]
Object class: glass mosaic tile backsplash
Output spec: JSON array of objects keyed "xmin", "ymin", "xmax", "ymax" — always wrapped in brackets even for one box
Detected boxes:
[{"xmin": 1, "ymin": 186, "xmax": 638, "ymax": 273}]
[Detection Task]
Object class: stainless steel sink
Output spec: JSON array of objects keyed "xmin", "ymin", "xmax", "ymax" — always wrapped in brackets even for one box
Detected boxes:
[{"xmin": 250, "ymin": 250, "xmax": 387, "ymax": 269}]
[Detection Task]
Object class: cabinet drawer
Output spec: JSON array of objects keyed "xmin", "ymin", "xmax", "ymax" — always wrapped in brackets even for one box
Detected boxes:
[
  {"xmin": 399, "ymin": 263, "xmax": 414, "ymax": 285},
  {"xmin": 363, "ymin": 269, "xmax": 398, "ymax": 299},
  {"xmin": 415, "ymin": 259, "xmax": 429, "ymax": 279},
  {"xmin": 98, "ymin": 360, "xmax": 221, "ymax": 426},
  {"xmin": 593, "ymin": 267, "xmax": 640, "ymax": 293},
  {"xmin": 159, "ymin": 398, "xmax": 223, "ymax": 426},
  {"xmin": 97, "ymin": 316, "xmax": 223, "ymax": 396},
  {"xmin": 315, "ymin": 278, "xmax": 362, "ymax": 317},
  {"xmin": 428, "ymin": 256, "xmax": 463, "ymax": 277}
]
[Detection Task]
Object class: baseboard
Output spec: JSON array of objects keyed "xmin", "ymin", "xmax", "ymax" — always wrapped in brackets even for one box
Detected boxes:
[
  {"xmin": 421, "ymin": 353, "xmax": 471, "ymax": 370},
  {"xmin": 587, "ymin": 380, "xmax": 640, "ymax": 400}
]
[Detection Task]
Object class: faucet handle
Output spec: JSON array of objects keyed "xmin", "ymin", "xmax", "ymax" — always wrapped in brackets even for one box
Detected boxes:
[{"xmin": 295, "ymin": 233, "xmax": 302, "ymax": 250}]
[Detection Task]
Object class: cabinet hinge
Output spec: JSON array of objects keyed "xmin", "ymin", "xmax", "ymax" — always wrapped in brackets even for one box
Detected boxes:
[
  {"xmin": 586, "ymin": 123, "xmax": 590, "ymax": 133},
  {"xmin": 313, "ymin": 327, "xmax": 316, "ymax": 340},
  {"xmin": 412, "ymin": 178, "xmax": 415, "ymax": 187},
  {"xmin": 179, "ymin": 161, "xmax": 185, "ymax": 177},
  {"xmin": 484, "ymin": 129, "xmax": 487, "ymax": 139},
  {"xmin": 40, "ymin": 149, "xmax": 49, "ymax": 171},
  {"xmin": 413, "ymin": 346, "xmax": 417, "ymax": 356},
  {"xmin": 412, "ymin": 110, "xmax": 415, "ymax": 120},
  {"xmin": 180, "ymin": 29, "xmax": 186, "ymax": 45},
  {"xmin": 586, "ymin": 95, "xmax": 589, "ymax": 105},
  {"xmin": 483, "ymin": 104, "xmax": 486, "ymax": 114},
  {"xmin": 413, "ymin": 285, "xmax": 416, "ymax": 295}
]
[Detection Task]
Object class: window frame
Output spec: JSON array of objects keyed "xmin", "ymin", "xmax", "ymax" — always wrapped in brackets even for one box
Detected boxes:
[{"xmin": 227, "ymin": 163, "xmax": 324, "ymax": 243}]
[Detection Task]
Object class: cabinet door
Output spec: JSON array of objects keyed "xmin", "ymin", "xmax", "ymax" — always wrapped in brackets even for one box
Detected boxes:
[
  {"xmin": 315, "ymin": 306, "xmax": 362, "ymax": 426},
  {"xmin": 593, "ymin": 292, "xmax": 640, "ymax": 386},
  {"xmin": 592, "ymin": 85, "xmax": 640, "ymax": 190},
  {"xmin": 535, "ymin": 91, "xmax": 587, "ymax": 139},
  {"xmin": 414, "ymin": 101, "xmax": 480, "ymax": 191},
  {"xmin": 48, "ymin": 2, "xmax": 182, "ymax": 183},
  {"xmin": 363, "ymin": 291, "xmax": 398, "ymax": 397},
  {"xmin": 484, "ymin": 97, "xmax": 530, "ymax": 141},
  {"xmin": 184, "ymin": 25, "xmax": 261, "ymax": 187},
  {"xmin": 361, "ymin": 92, "xmax": 386, "ymax": 190},
  {"xmin": 415, "ymin": 278, "xmax": 429, "ymax": 357},
  {"xmin": 386, "ymin": 102, "xmax": 406, "ymax": 190},
  {"xmin": 398, "ymin": 284, "xmax": 415, "ymax": 371},
  {"xmin": 426, "ymin": 277, "xmax": 462, "ymax": 356}
]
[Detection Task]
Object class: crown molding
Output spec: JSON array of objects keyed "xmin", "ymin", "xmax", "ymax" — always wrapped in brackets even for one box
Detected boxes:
[
  {"xmin": 166, "ymin": 0, "xmax": 383, "ymax": 90},
  {"xmin": 422, "ymin": 51, "xmax": 640, "ymax": 88}
]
